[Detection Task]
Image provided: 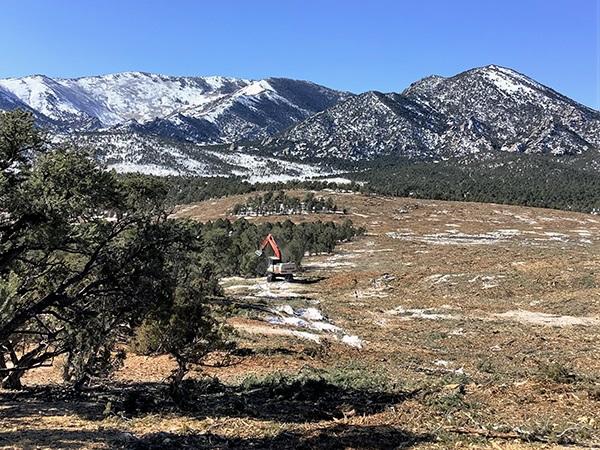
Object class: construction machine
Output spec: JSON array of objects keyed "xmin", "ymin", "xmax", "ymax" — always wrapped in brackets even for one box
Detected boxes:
[{"xmin": 255, "ymin": 233, "xmax": 296, "ymax": 282}]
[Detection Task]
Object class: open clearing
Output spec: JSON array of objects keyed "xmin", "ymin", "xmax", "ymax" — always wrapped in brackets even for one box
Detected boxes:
[{"xmin": 2, "ymin": 192, "xmax": 599, "ymax": 449}]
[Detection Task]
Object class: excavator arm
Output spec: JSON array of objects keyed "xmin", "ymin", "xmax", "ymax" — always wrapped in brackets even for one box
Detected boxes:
[
  {"xmin": 256, "ymin": 233, "xmax": 296, "ymax": 281},
  {"xmin": 255, "ymin": 233, "xmax": 282, "ymax": 260}
]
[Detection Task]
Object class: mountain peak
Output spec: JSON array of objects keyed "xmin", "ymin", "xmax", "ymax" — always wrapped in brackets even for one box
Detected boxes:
[
  {"xmin": 463, "ymin": 65, "xmax": 548, "ymax": 93},
  {"xmin": 406, "ymin": 65, "xmax": 546, "ymax": 97},
  {"xmin": 275, "ymin": 65, "xmax": 599, "ymax": 161},
  {"xmin": 478, "ymin": 64, "xmax": 521, "ymax": 74},
  {"xmin": 237, "ymin": 79, "xmax": 275, "ymax": 96},
  {"xmin": 1, "ymin": 66, "xmax": 598, "ymax": 176}
]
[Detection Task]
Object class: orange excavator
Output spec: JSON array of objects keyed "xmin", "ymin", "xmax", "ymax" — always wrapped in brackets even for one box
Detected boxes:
[{"xmin": 255, "ymin": 233, "xmax": 296, "ymax": 282}]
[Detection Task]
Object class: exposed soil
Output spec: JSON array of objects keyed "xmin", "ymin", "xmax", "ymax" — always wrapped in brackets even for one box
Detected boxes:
[{"xmin": 2, "ymin": 192, "xmax": 599, "ymax": 449}]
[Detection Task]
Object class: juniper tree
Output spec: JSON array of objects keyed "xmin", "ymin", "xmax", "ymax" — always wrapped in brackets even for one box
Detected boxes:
[
  {"xmin": 0, "ymin": 110, "xmax": 230, "ymax": 389},
  {"xmin": 130, "ymin": 234, "xmax": 233, "ymax": 394}
]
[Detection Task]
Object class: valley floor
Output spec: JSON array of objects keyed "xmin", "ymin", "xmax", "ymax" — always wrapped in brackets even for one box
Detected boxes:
[{"xmin": 2, "ymin": 192, "xmax": 599, "ymax": 449}]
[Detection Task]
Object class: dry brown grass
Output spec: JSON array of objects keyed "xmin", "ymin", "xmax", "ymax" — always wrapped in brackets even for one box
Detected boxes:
[{"xmin": 2, "ymin": 191, "xmax": 599, "ymax": 449}]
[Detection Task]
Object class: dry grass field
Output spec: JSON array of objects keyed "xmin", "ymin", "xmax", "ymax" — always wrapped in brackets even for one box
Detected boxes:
[{"xmin": 2, "ymin": 191, "xmax": 599, "ymax": 449}]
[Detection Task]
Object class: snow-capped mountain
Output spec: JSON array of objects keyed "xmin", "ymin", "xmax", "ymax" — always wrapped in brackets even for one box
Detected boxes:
[
  {"xmin": 272, "ymin": 91, "xmax": 446, "ymax": 160},
  {"xmin": 0, "ymin": 71, "xmax": 349, "ymax": 179},
  {"xmin": 0, "ymin": 84, "xmax": 50, "ymax": 123},
  {"xmin": 0, "ymin": 72, "xmax": 347, "ymax": 141},
  {"xmin": 1, "ymin": 65, "xmax": 599, "ymax": 178},
  {"xmin": 130, "ymin": 77, "xmax": 348, "ymax": 143},
  {"xmin": 271, "ymin": 65, "xmax": 600, "ymax": 160}
]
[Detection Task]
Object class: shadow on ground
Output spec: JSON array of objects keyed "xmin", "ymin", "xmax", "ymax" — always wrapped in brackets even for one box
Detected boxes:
[
  {"xmin": 0, "ymin": 377, "xmax": 429, "ymax": 449},
  {"xmin": 0, "ymin": 424, "xmax": 431, "ymax": 449},
  {"xmin": 287, "ymin": 276, "xmax": 327, "ymax": 285},
  {"xmin": 1, "ymin": 374, "xmax": 417, "ymax": 423}
]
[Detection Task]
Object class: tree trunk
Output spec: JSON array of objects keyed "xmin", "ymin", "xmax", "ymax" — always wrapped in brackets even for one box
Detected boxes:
[
  {"xmin": 1, "ymin": 369, "xmax": 24, "ymax": 390},
  {"xmin": 168, "ymin": 360, "xmax": 188, "ymax": 404},
  {"xmin": 0, "ymin": 343, "xmax": 53, "ymax": 390},
  {"xmin": 0, "ymin": 347, "xmax": 24, "ymax": 389}
]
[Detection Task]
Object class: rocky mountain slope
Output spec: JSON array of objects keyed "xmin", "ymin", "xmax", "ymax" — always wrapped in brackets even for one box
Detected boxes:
[
  {"xmin": 272, "ymin": 65, "xmax": 600, "ymax": 160},
  {"xmin": 1, "ymin": 66, "xmax": 599, "ymax": 177},
  {"xmin": 63, "ymin": 131, "xmax": 340, "ymax": 182},
  {"xmin": 0, "ymin": 72, "xmax": 346, "ymax": 142}
]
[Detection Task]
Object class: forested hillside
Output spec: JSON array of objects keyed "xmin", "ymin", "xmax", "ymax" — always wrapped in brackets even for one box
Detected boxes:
[
  {"xmin": 130, "ymin": 153, "xmax": 600, "ymax": 215},
  {"xmin": 350, "ymin": 155, "xmax": 600, "ymax": 213}
]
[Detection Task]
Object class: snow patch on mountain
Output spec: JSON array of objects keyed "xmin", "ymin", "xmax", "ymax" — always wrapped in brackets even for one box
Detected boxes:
[
  {"xmin": 483, "ymin": 70, "xmax": 536, "ymax": 96},
  {"xmin": 273, "ymin": 65, "xmax": 600, "ymax": 160},
  {"xmin": 206, "ymin": 149, "xmax": 339, "ymax": 183},
  {"xmin": 237, "ymin": 79, "xmax": 275, "ymax": 96},
  {"xmin": 62, "ymin": 72, "xmax": 248, "ymax": 125},
  {"xmin": 60, "ymin": 130, "xmax": 336, "ymax": 181},
  {"xmin": 0, "ymin": 72, "xmax": 346, "ymax": 142}
]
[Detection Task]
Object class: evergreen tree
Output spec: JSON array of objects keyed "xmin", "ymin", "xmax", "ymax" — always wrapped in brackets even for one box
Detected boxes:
[{"xmin": 0, "ymin": 111, "xmax": 231, "ymax": 389}]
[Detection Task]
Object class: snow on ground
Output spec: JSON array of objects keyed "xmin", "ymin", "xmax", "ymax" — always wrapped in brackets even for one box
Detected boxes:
[
  {"xmin": 309, "ymin": 249, "xmax": 366, "ymax": 267},
  {"xmin": 234, "ymin": 303, "xmax": 364, "ymax": 348},
  {"xmin": 206, "ymin": 150, "xmax": 338, "ymax": 183},
  {"xmin": 313, "ymin": 177, "xmax": 353, "ymax": 184},
  {"xmin": 386, "ymin": 230, "xmax": 510, "ymax": 246},
  {"xmin": 234, "ymin": 323, "xmax": 322, "ymax": 344},
  {"xmin": 350, "ymin": 248, "xmax": 395, "ymax": 254},
  {"xmin": 493, "ymin": 310, "xmax": 600, "ymax": 327},
  {"xmin": 221, "ymin": 278, "xmax": 306, "ymax": 299},
  {"xmin": 108, "ymin": 162, "xmax": 181, "ymax": 176},
  {"xmin": 350, "ymin": 273, "xmax": 396, "ymax": 300},
  {"xmin": 493, "ymin": 210, "xmax": 539, "ymax": 225},
  {"xmin": 341, "ymin": 335, "xmax": 364, "ymax": 348},
  {"xmin": 424, "ymin": 273, "xmax": 506, "ymax": 290},
  {"xmin": 387, "ymin": 306, "xmax": 460, "ymax": 321},
  {"xmin": 267, "ymin": 305, "xmax": 342, "ymax": 333},
  {"xmin": 386, "ymin": 228, "xmax": 595, "ymax": 247},
  {"xmin": 386, "ymin": 304, "xmax": 599, "ymax": 328},
  {"xmin": 221, "ymin": 276, "xmax": 364, "ymax": 348},
  {"xmin": 266, "ymin": 304, "xmax": 363, "ymax": 348},
  {"xmin": 304, "ymin": 260, "xmax": 357, "ymax": 270}
]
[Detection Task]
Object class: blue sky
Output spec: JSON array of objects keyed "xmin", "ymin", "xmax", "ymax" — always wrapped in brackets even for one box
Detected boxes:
[{"xmin": 1, "ymin": 0, "xmax": 598, "ymax": 108}]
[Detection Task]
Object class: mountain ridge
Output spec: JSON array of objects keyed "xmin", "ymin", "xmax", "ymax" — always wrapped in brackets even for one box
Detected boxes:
[
  {"xmin": 1, "ymin": 65, "xmax": 599, "ymax": 178},
  {"xmin": 271, "ymin": 65, "xmax": 600, "ymax": 160},
  {"xmin": 0, "ymin": 72, "xmax": 348, "ymax": 141}
]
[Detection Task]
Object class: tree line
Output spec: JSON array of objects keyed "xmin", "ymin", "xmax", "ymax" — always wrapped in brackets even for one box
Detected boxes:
[
  {"xmin": 231, "ymin": 191, "xmax": 346, "ymax": 216},
  {"xmin": 350, "ymin": 156, "xmax": 600, "ymax": 214},
  {"xmin": 131, "ymin": 153, "xmax": 600, "ymax": 216},
  {"xmin": 195, "ymin": 217, "xmax": 362, "ymax": 276},
  {"xmin": 144, "ymin": 174, "xmax": 347, "ymax": 207}
]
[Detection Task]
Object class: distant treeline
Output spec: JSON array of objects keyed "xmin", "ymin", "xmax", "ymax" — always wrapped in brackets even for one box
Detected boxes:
[
  {"xmin": 129, "ymin": 174, "xmax": 352, "ymax": 207},
  {"xmin": 232, "ymin": 191, "xmax": 346, "ymax": 216},
  {"xmin": 195, "ymin": 218, "xmax": 363, "ymax": 276},
  {"xmin": 118, "ymin": 153, "xmax": 600, "ymax": 214},
  {"xmin": 350, "ymin": 155, "xmax": 600, "ymax": 214}
]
